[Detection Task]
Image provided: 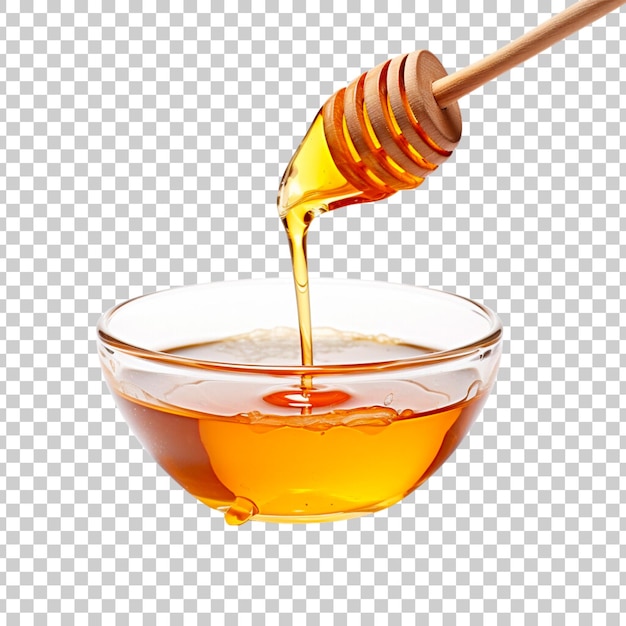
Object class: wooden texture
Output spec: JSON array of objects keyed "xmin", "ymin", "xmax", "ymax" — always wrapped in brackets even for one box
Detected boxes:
[
  {"xmin": 344, "ymin": 73, "xmax": 417, "ymax": 189},
  {"xmin": 322, "ymin": 88, "xmax": 382, "ymax": 193},
  {"xmin": 323, "ymin": 50, "xmax": 462, "ymax": 194},
  {"xmin": 385, "ymin": 54, "xmax": 452, "ymax": 167},
  {"xmin": 402, "ymin": 50, "xmax": 462, "ymax": 153},
  {"xmin": 362, "ymin": 59, "xmax": 433, "ymax": 179},
  {"xmin": 432, "ymin": 0, "xmax": 626, "ymax": 108}
]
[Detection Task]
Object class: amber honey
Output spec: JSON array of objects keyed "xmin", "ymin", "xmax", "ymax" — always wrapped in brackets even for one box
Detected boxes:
[{"xmin": 108, "ymin": 329, "xmax": 490, "ymax": 524}]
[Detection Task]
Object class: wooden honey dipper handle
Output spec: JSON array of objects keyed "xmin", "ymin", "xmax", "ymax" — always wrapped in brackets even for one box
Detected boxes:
[
  {"xmin": 321, "ymin": 0, "xmax": 624, "ymax": 197},
  {"xmin": 432, "ymin": 0, "xmax": 626, "ymax": 109}
]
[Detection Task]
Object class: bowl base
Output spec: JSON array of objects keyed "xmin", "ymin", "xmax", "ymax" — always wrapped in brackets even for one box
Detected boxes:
[{"xmin": 199, "ymin": 493, "xmax": 407, "ymax": 526}]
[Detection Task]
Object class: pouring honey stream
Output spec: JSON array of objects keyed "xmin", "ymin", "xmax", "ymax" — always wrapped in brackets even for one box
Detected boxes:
[{"xmin": 277, "ymin": 51, "xmax": 460, "ymax": 385}]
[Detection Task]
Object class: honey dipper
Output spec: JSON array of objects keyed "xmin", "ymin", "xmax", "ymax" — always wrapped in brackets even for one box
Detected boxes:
[{"xmin": 285, "ymin": 0, "xmax": 625, "ymax": 209}]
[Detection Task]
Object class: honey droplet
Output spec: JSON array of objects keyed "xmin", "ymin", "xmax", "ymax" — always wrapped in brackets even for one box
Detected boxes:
[{"xmin": 223, "ymin": 496, "xmax": 259, "ymax": 526}]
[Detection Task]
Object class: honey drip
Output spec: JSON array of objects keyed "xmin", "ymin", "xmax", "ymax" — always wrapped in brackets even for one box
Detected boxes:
[
  {"xmin": 277, "ymin": 110, "xmax": 384, "ymax": 367},
  {"xmin": 278, "ymin": 78, "xmax": 439, "ymax": 366}
]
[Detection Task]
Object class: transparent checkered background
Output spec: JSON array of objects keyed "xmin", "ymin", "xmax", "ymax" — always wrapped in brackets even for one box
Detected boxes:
[{"xmin": 1, "ymin": 0, "xmax": 625, "ymax": 622}]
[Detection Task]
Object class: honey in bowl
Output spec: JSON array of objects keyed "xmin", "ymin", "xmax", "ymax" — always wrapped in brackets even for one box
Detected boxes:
[{"xmin": 98, "ymin": 280, "xmax": 501, "ymax": 525}]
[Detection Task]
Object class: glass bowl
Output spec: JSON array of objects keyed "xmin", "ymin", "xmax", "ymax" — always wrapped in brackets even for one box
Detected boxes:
[{"xmin": 97, "ymin": 279, "xmax": 502, "ymax": 525}]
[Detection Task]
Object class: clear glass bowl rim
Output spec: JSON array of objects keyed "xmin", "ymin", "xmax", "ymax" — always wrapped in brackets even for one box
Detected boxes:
[{"xmin": 97, "ymin": 278, "xmax": 503, "ymax": 376}]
